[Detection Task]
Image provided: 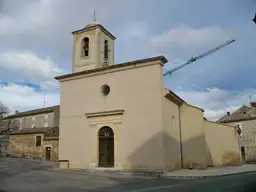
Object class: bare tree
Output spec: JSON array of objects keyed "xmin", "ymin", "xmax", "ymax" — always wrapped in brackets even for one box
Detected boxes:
[
  {"xmin": 0, "ymin": 101, "xmax": 16, "ymax": 135},
  {"xmin": 0, "ymin": 101, "xmax": 9, "ymax": 118}
]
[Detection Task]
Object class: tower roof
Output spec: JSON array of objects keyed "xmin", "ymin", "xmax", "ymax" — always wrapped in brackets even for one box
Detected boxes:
[{"xmin": 72, "ymin": 24, "xmax": 116, "ymax": 40}]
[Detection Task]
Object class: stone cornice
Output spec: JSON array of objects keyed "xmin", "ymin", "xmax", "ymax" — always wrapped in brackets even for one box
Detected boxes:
[{"xmin": 85, "ymin": 109, "xmax": 124, "ymax": 118}]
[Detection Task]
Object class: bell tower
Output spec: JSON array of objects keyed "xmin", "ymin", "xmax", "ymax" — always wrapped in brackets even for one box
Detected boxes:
[{"xmin": 71, "ymin": 14, "xmax": 116, "ymax": 73}]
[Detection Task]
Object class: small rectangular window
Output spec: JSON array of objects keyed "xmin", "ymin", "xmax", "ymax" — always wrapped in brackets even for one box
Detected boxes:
[{"xmin": 36, "ymin": 136, "xmax": 42, "ymax": 147}]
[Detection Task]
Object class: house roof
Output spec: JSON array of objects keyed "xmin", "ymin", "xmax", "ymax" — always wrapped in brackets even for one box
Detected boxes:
[
  {"xmin": 217, "ymin": 105, "xmax": 256, "ymax": 123},
  {"xmin": 164, "ymin": 88, "xmax": 205, "ymax": 112},
  {"xmin": 71, "ymin": 24, "xmax": 116, "ymax": 40},
  {"xmin": 164, "ymin": 88, "xmax": 186, "ymax": 106},
  {"xmin": 9, "ymin": 127, "xmax": 59, "ymax": 136},
  {"xmin": 55, "ymin": 56, "xmax": 168, "ymax": 81},
  {"xmin": 9, "ymin": 127, "xmax": 51, "ymax": 135},
  {"xmin": 5, "ymin": 105, "xmax": 60, "ymax": 119}
]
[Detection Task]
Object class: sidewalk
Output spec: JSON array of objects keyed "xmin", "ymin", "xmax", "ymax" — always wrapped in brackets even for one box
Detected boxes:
[
  {"xmin": 163, "ymin": 165, "xmax": 256, "ymax": 179},
  {"xmin": 51, "ymin": 164, "xmax": 256, "ymax": 179}
]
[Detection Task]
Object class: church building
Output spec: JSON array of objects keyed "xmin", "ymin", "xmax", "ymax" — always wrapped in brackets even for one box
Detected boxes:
[{"xmin": 55, "ymin": 19, "xmax": 242, "ymax": 171}]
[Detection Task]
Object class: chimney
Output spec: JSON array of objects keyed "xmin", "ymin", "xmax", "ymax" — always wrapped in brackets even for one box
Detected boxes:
[
  {"xmin": 227, "ymin": 112, "xmax": 230, "ymax": 116},
  {"xmin": 15, "ymin": 110, "xmax": 19, "ymax": 114}
]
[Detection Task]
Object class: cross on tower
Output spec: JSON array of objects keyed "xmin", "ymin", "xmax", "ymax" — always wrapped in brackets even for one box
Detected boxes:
[{"xmin": 92, "ymin": 10, "xmax": 96, "ymax": 24}]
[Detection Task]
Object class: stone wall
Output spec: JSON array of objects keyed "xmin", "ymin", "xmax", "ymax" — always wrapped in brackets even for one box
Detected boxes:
[
  {"xmin": 21, "ymin": 112, "xmax": 55, "ymax": 128},
  {"xmin": 43, "ymin": 139, "xmax": 59, "ymax": 160},
  {"xmin": 53, "ymin": 107, "xmax": 60, "ymax": 127},
  {"xmin": 227, "ymin": 119, "xmax": 256, "ymax": 162},
  {"xmin": 5, "ymin": 111, "xmax": 57, "ymax": 130},
  {"xmin": 9, "ymin": 133, "xmax": 59, "ymax": 161},
  {"xmin": 0, "ymin": 135, "xmax": 9, "ymax": 156},
  {"xmin": 9, "ymin": 134, "xmax": 44, "ymax": 159}
]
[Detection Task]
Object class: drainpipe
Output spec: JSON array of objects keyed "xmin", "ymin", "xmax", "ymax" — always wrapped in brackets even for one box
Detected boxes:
[{"xmin": 178, "ymin": 106, "xmax": 184, "ymax": 168}]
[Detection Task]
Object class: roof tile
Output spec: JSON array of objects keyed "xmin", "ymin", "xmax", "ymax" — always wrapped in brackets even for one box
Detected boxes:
[
  {"xmin": 5, "ymin": 105, "xmax": 59, "ymax": 119},
  {"xmin": 217, "ymin": 105, "xmax": 256, "ymax": 123}
]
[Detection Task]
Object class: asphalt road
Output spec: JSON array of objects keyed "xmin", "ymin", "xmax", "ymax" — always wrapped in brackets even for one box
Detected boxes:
[{"xmin": 0, "ymin": 157, "xmax": 256, "ymax": 192}]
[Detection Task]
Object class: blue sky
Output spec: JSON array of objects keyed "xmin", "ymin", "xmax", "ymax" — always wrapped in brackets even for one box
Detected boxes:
[{"xmin": 0, "ymin": 0, "xmax": 255, "ymax": 119}]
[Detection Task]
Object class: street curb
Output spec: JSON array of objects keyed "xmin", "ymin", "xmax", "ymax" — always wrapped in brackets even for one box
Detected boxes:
[
  {"xmin": 52, "ymin": 168, "xmax": 164, "ymax": 178},
  {"xmin": 163, "ymin": 170, "xmax": 256, "ymax": 179},
  {"xmin": 51, "ymin": 168, "xmax": 256, "ymax": 179}
]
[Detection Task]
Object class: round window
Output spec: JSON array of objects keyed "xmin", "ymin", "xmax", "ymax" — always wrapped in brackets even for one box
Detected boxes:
[{"xmin": 101, "ymin": 85, "xmax": 110, "ymax": 96}]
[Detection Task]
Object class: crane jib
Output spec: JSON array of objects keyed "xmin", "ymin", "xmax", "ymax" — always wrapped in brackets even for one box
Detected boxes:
[{"xmin": 163, "ymin": 39, "xmax": 236, "ymax": 76}]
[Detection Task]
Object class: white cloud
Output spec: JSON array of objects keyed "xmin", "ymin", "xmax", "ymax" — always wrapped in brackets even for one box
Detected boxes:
[
  {"xmin": 152, "ymin": 25, "xmax": 229, "ymax": 49},
  {"xmin": 0, "ymin": 51, "xmax": 66, "ymax": 79},
  {"xmin": 0, "ymin": 83, "xmax": 59, "ymax": 113},
  {"xmin": 0, "ymin": 51, "xmax": 66, "ymax": 91},
  {"xmin": 150, "ymin": 25, "xmax": 231, "ymax": 61},
  {"xmin": 40, "ymin": 81, "xmax": 60, "ymax": 92},
  {"xmin": 0, "ymin": 0, "xmax": 109, "ymax": 41},
  {"xmin": 174, "ymin": 87, "xmax": 256, "ymax": 121},
  {"xmin": 204, "ymin": 106, "xmax": 240, "ymax": 121},
  {"xmin": 0, "ymin": 0, "xmax": 53, "ymax": 36}
]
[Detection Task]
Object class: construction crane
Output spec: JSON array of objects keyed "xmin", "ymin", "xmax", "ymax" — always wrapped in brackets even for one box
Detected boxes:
[{"xmin": 163, "ymin": 39, "xmax": 236, "ymax": 76}]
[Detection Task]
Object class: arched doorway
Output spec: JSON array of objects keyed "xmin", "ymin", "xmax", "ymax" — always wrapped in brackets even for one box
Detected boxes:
[{"xmin": 98, "ymin": 126, "xmax": 114, "ymax": 167}]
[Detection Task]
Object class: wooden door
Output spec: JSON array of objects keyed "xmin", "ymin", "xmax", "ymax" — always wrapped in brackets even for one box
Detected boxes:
[
  {"xmin": 107, "ymin": 139, "xmax": 114, "ymax": 167},
  {"xmin": 99, "ymin": 139, "xmax": 107, "ymax": 167},
  {"xmin": 45, "ymin": 147, "xmax": 51, "ymax": 160},
  {"xmin": 98, "ymin": 127, "xmax": 114, "ymax": 167}
]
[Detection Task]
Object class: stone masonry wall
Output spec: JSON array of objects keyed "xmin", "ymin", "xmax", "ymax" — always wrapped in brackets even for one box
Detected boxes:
[
  {"xmin": 6, "ymin": 112, "xmax": 56, "ymax": 130},
  {"xmin": 0, "ymin": 135, "xmax": 9, "ymax": 156},
  {"xmin": 9, "ymin": 134, "xmax": 59, "ymax": 160},
  {"xmin": 9, "ymin": 134, "xmax": 44, "ymax": 159},
  {"xmin": 22, "ymin": 112, "xmax": 54, "ymax": 129},
  {"xmin": 227, "ymin": 119, "xmax": 256, "ymax": 161},
  {"xmin": 43, "ymin": 139, "xmax": 59, "ymax": 161}
]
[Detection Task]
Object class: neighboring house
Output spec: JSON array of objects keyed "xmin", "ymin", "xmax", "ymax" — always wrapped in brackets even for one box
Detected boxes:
[
  {"xmin": 3, "ymin": 105, "xmax": 60, "ymax": 160},
  {"xmin": 217, "ymin": 102, "xmax": 256, "ymax": 163},
  {"xmin": 4, "ymin": 105, "xmax": 60, "ymax": 130},
  {"xmin": 54, "ymin": 20, "xmax": 241, "ymax": 170},
  {"xmin": 9, "ymin": 127, "xmax": 59, "ymax": 160}
]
